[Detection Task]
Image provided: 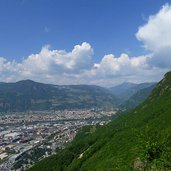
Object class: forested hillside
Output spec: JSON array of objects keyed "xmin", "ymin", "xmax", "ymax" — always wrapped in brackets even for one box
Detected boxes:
[{"xmin": 0, "ymin": 80, "xmax": 118, "ymax": 112}]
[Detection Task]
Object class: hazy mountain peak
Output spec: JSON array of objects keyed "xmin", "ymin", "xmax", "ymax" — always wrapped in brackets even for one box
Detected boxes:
[{"xmin": 109, "ymin": 81, "xmax": 156, "ymax": 101}]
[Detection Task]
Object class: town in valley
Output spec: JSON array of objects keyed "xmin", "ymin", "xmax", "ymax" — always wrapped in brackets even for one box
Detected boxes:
[{"xmin": 0, "ymin": 110, "xmax": 116, "ymax": 171}]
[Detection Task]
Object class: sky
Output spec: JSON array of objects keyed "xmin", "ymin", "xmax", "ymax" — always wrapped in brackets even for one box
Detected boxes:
[{"xmin": 0, "ymin": 0, "xmax": 171, "ymax": 87}]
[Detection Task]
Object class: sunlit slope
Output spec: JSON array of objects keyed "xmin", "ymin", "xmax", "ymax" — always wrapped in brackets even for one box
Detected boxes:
[{"xmin": 29, "ymin": 71, "xmax": 171, "ymax": 171}]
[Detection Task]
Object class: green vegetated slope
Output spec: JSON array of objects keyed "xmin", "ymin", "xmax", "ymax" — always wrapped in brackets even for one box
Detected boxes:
[
  {"xmin": 0, "ymin": 80, "xmax": 118, "ymax": 112},
  {"xmin": 28, "ymin": 72, "xmax": 171, "ymax": 171}
]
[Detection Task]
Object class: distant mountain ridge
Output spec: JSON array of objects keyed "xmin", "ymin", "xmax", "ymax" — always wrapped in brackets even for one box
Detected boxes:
[
  {"xmin": 0, "ymin": 80, "xmax": 118, "ymax": 112},
  {"xmin": 109, "ymin": 82, "xmax": 156, "ymax": 102},
  {"xmin": 109, "ymin": 82, "xmax": 138, "ymax": 96},
  {"xmin": 0, "ymin": 80, "xmax": 156, "ymax": 112},
  {"xmin": 121, "ymin": 83, "xmax": 157, "ymax": 110}
]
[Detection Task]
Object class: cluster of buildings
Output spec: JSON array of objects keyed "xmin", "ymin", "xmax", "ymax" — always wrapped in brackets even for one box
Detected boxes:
[
  {"xmin": 0, "ymin": 109, "xmax": 115, "ymax": 125},
  {"xmin": 0, "ymin": 110, "xmax": 113, "ymax": 170}
]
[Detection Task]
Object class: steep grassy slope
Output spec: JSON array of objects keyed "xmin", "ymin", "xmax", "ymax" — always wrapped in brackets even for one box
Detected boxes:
[
  {"xmin": 28, "ymin": 72, "xmax": 171, "ymax": 171},
  {"xmin": 0, "ymin": 80, "xmax": 118, "ymax": 112}
]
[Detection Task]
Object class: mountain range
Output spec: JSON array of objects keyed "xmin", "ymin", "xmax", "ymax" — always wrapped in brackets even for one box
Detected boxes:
[
  {"xmin": 109, "ymin": 82, "xmax": 156, "ymax": 102},
  {"xmin": 0, "ymin": 80, "xmax": 156, "ymax": 112},
  {"xmin": 120, "ymin": 83, "xmax": 157, "ymax": 110},
  {"xmin": 0, "ymin": 80, "xmax": 118, "ymax": 112},
  {"xmin": 28, "ymin": 71, "xmax": 171, "ymax": 171}
]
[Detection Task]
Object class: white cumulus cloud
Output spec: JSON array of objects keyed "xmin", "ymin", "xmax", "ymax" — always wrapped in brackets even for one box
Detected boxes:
[
  {"xmin": 88, "ymin": 53, "xmax": 149, "ymax": 78},
  {"xmin": 0, "ymin": 4, "xmax": 171, "ymax": 86},
  {"xmin": 136, "ymin": 3, "xmax": 171, "ymax": 68},
  {"xmin": 22, "ymin": 42, "xmax": 93, "ymax": 75},
  {"xmin": 80, "ymin": 53, "xmax": 166, "ymax": 86},
  {"xmin": 0, "ymin": 42, "xmax": 94, "ymax": 84}
]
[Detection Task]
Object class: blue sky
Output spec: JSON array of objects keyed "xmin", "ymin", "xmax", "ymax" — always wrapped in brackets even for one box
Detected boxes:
[
  {"xmin": 0, "ymin": 0, "xmax": 171, "ymax": 86},
  {"xmin": 0, "ymin": 0, "xmax": 169, "ymax": 61}
]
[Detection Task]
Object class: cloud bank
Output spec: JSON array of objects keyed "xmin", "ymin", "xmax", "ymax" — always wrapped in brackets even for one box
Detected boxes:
[
  {"xmin": 136, "ymin": 3, "xmax": 171, "ymax": 68},
  {"xmin": 0, "ymin": 3, "xmax": 171, "ymax": 86}
]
